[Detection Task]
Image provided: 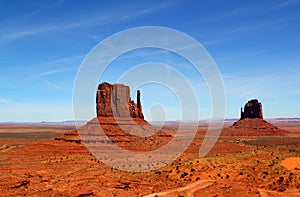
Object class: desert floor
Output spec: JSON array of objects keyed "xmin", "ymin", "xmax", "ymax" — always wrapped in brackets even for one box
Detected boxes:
[{"xmin": 1, "ymin": 121, "xmax": 300, "ymax": 196}]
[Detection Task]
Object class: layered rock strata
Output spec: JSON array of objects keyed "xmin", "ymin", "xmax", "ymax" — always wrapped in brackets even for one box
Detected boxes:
[{"xmin": 56, "ymin": 82, "xmax": 171, "ymax": 151}]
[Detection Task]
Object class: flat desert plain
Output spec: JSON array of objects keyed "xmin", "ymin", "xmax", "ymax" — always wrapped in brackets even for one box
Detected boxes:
[{"xmin": 1, "ymin": 120, "xmax": 300, "ymax": 196}]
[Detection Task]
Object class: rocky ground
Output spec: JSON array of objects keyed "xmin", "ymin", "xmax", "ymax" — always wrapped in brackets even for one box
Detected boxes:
[{"xmin": 1, "ymin": 123, "xmax": 300, "ymax": 196}]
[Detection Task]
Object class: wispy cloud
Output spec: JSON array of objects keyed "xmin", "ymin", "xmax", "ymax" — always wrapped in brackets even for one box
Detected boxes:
[
  {"xmin": 28, "ymin": 68, "xmax": 68, "ymax": 80},
  {"xmin": 0, "ymin": 0, "xmax": 65, "ymax": 27},
  {"xmin": 192, "ymin": 4, "xmax": 257, "ymax": 24},
  {"xmin": 28, "ymin": 54, "xmax": 83, "ymax": 70},
  {"xmin": 34, "ymin": 77, "xmax": 62, "ymax": 89},
  {"xmin": 56, "ymin": 0, "xmax": 66, "ymax": 6},
  {"xmin": 228, "ymin": 17, "xmax": 291, "ymax": 33},
  {"xmin": 21, "ymin": 53, "xmax": 85, "ymax": 90},
  {"xmin": 191, "ymin": 1, "xmax": 298, "ymax": 27},
  {"xmin": 70, "ymin": 2, "xmax": 176, "ymax": 29},
  {"xmin": 0, "ymin": 97, "xmax": 12, "ymax": 104},
  {"xmin": 26, "ymin": 68, "xmax": 66, "ymax": 89},
  {"xmin": 2, "ymin": 26, "xmax": 58, "ymax": 42},
  {"xmin": 202, "ymin": 17, "xmax": 291, "ymax": 46},
  {"xmin": 22, "ymin": 54, "xmax": 84, "ymax": 90},
  {"xmin": 215, "ymin": 49, "xmax": 269, "ymax": 61},
  {"xmin": 223, "ymin": 73, "xmax": 271, "ymax": 96},
  {"xmin": 271, "ymin": 0, "xmax": 300, "ymax": 10},
  {"xmin": 0, "ymin": 1, "xmax": 176, "ymax": 43},
  {"xmin": 115, "ymin": 1, "xmax": 176, "ymax": 21},
  {"xmin": 223, "ymin": 71, "xmax": 300, "ymax": 98}
]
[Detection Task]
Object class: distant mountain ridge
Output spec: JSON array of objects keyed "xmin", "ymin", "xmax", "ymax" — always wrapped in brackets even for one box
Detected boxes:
[{"xmin": 0, "ymin": 118, "xmax": 299, "ymax": 126}]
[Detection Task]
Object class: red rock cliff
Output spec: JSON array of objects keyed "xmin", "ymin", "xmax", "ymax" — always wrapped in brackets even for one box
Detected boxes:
[
  {"xmin": 240, "ymin": 99, "xmax": 263, "ymax": 119},
  {"xmin": 96, "ymin": 82, "xmax": 144, "ymax": 119}
]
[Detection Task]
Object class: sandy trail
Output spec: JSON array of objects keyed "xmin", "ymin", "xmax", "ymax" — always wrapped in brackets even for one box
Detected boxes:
[
  {"xmin": 258, "ymin": 188, "xmax": 300, "ymax": 197},
  {"xmin": 143, "ymin": 179, "xmax": 215, "ymax": 197}
]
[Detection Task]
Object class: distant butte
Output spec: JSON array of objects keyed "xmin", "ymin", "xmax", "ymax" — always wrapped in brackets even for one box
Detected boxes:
[
  {"xmin": 240, "ymin": 99, "xmax": 263, "ymax": 119},
  {"xmin": 56, "ymin": 82, "xmax": 171, "ymax": 150},
  {"xmin": 225, "ymin": 99, "xmax": 289, "ymax": 136}
]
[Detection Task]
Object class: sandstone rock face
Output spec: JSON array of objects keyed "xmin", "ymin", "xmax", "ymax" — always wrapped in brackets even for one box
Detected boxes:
[
  {"xmin": 227, "ymin": 99, "xmax": 288, "ymax": 136},
  {"xmin": 240, "ymin": 99, "xmax": 263, "ymax": 119},
  {"xmin": 227, "ymin": 118, "xmax": 288, "ymax": 136},
  {"xmin": 96, "ymin": 82, "xmax": 144, "ymax": 119},
  {"xmin": 56, "ymin": 82, "xmax": 167, "ymax": 146}
]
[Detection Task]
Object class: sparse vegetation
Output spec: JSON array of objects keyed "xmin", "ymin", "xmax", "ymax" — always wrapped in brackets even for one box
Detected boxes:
[{"xmin": 1, "ymin": 123, "xmax": 300, "ymax": 196}]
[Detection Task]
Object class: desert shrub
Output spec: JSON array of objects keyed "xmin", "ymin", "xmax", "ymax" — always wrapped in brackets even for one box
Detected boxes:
[
  {"xmin": 180, "ymin": 172, "xmax": 188, "ymax": 178},
  {"xmin": 277, "ymin": 185, "xmax": 286, "ymax": 192},
  {"xmin": 279, "ymin": 176, "xmax": 284, "ymax": 183}
]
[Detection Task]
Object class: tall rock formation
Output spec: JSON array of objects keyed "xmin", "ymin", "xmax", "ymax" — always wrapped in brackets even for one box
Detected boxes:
[
  {"xmin": 240, "ymin": 99, "xmax": 263, "ymax": 119},
  {"xmin": 56, "ymin": 82, "xmax": 171, "ymax": 151},
  {"xmin": 96, "ymin": 82, "xmax": 144, "ymax": 119},
  {"xmin": 226, "ymin": 99, "xmax": 288, "ymax": 136}
]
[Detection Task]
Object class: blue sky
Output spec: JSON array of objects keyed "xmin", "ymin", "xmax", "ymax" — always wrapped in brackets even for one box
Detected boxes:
[{"xmin": 0, "ymin": 0, "xmax": 299, "ymax": 122}]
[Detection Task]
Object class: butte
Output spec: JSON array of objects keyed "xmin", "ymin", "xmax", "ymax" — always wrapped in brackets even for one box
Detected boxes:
[
  {"xmin": 56, "ymin": 82, "xmax": 171, "ymax": 151},
  {"xmin": 224, "ymin": 99, "xmax": 288, "ymax": 136}
]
